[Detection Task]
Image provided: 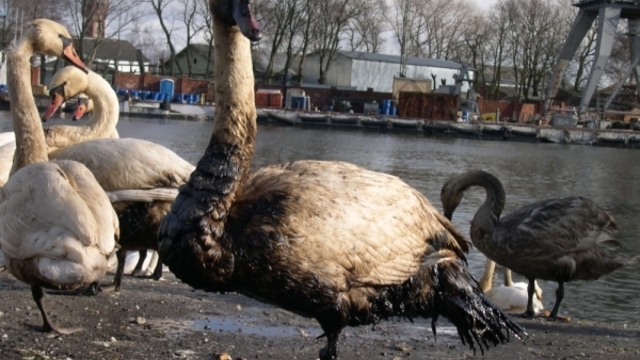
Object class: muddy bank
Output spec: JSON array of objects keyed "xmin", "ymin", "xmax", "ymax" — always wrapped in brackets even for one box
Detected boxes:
[{"xmin": 0, "ymin": 271, "xmax": 639, "ymax": 360}]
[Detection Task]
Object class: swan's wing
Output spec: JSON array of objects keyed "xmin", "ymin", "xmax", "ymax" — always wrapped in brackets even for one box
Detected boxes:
[
  {"xmin": 0, "ymin": 132, "xmax": 15, "ymax": 147},
  {"xmin": 50, "ymin": 138, "xmax": 195, "ymax": 191},
  {"xmin": 107, "ymin": 188, "xmax": 179, "ymax": 203},
  {"xmin": 0, "ymin": 161, "xmax": 118, "ymax": 285},
  {"xmin": 497, "ymin": 196, "xmax": 617, "ymax": 256},
  {"xmin": 233, "ymin": 160, "xmax": 468, "ymax": 290},
  {"xmin": 0, "ymin": 141, "xmax": 16, "ymax": 187}
]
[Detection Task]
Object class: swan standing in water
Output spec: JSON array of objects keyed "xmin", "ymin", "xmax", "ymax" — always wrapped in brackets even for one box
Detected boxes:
[
  {"xmin": 441, "ymin": 169, "xmax": 632, "ymax": 320},
  {"xmin": 38, "ymin": 65, "xmax": 195, "ymax": 289},
  {"xmin": 158, "ymin": 1, "xmax": 525, "ymax": 359},
  {"xmin": 0, "ymin": 19, "xmax": 119, "ymax": 333}
]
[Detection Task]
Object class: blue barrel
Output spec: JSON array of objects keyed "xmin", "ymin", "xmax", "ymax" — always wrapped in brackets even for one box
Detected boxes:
[
  {"xmin": 291, "ymin": 96, "xmax": 306, "ymax": 109},
  {"xmin": 130, "ymin": 90, "xmax": 139, "ymax": 99},
  {"xmin": 193, "ymin": 94, "xmax": 201, "ymax": 104},
  {"xmin": 117, "ymin": 89, "xmax": 128, "ymax": 96},
  {"xmin": 159, "ymin": 79, "xmax": 175, "ymax": 101},
  {"xmin": 391, "ymin": 106, "xmax": 397, "ymax": 116},
  {"xmin": 383, "ymin": 99, "xmax": 391, "ymax": 111}
]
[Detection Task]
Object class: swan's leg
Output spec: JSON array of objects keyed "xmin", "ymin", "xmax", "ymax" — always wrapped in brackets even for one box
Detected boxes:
[
  {"xmin": 522, "ymin": 277, "xmax": 536, "ymax": 318},
  {"xmin": 101, "ymin": 249, "xmax": 126, "ymax": 292},
  {"xmin": 548, "ymin": 281, "xmax": 565, "ymax": 320},
  {"xmin": 319, "ymin": 330, "xmax": 341, "ymax": 360},
  {"xmin": 131, "ymin": 250, "xmax": 147, "ymax": 276},
  {"xmin": 32, "ymin": 285, "xmax": 82, "ymax": 334},
  {"xmin": 151, "ymin": 256, "xmax": 163, "ymax": 280}
]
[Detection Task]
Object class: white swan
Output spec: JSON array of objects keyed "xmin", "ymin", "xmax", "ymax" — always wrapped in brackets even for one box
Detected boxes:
[
  {"xmin": 0, "ymin": 19, "xmax": 119, "ymax": 334},
  {"xmin": 479, "ymin": 258, "xmax": 544, "ymax": 315},
  {"xmin": 39, "ymin": 66, "xmax": 194, "ymax": 287}
]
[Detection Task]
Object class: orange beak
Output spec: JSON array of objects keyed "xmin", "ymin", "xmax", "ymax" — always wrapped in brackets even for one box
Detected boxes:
[
  {"xmin": 73, "ymin": 101, "xmax": 88, "ymax": 121},
  {"xmin": 42, "ymin": 93, "xmax": 64, "ymax": 122},
  {"xmin": 61, "ymin": 38, "xmax": 89, "ymax": 73}
]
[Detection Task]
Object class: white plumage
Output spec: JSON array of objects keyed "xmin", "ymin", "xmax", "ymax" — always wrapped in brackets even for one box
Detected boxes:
[{"xmin": 0, "ymin": 18, "xmax": 119, "ymax": 334}]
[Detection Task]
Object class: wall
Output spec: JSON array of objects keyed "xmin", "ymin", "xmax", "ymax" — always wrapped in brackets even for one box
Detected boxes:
[
  {"xmin": 351, "ymin": 59, "xmax": 472, "ymax": 93},
  {"xmin": 398, "ymin": 92, "xmax": 458, "ymax": 120},
  {"xmin": 172, "ymin": 51, "xmax": 211, "ymax": 78},
  {"xmin": 297, "ymin": 53, "xmax": 353, "ymax": 88}
]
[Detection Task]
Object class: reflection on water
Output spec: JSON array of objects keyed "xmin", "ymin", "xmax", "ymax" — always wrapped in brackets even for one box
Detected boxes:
[{"xmin": 3, "ymin": 112, "xmax": 639, "ymax": 325}]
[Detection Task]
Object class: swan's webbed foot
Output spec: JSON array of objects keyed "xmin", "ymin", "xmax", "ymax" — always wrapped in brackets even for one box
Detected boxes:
[
  {"xmin": 318, "ymin": 330, "xmax": 340, "ymax": 360},
  {"xmin": 32, "ymin": 285, "xmax": 83, "ymax": 335}
]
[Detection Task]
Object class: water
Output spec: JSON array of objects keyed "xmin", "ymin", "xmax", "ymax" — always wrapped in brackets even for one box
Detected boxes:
[{"xmin": 4, "ymin": 113, "xmax": 640, "ymax": 325}]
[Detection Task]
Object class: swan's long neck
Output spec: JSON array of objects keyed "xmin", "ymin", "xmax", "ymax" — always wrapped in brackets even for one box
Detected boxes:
[
  {"xmin": 7, "ymin": 41, "xmax": 48, "ymax": 171},
  {"xmin": 45, "ymin": 71, "xmax": 119, "ymax": 151},
  {"xmin": 453, "ymin": 171, "xmax": 505, "ymax": 245},
  {"xmin": 194, "ymin": 19, "xmax": 256, "ymax": 214},
  {"xmin": 158, "ymin": 19, "xmax": 256, "ymax": 290},
  {"xmin": 85, "ymin": 71, "xmax": 120, "ymax": 138}
]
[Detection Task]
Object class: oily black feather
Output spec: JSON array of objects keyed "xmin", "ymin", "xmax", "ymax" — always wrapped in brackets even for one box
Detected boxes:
[{"xmin": 158, "ymin": 140, "xmax": 250, "ymax": 291}]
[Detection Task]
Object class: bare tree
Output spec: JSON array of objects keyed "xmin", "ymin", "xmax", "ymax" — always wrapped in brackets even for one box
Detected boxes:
[
  {"xmin": 146, "ymin": 0, "xmax": 183, "ymax": 76},
  {"xmin": 296, "ymin": 0, "xmax": 319, "ymax": 83},
  {"xmin": 62, "ymin": 0, "xmax": 146, "ymax": 64},
  {"xmin": 196, "ymin": 0, "xmax": 214, "ymax": 79},
  {"xmin": 178, "ymin": 0, "xmax": 206, "ymax": 77},
  {"xmin": 256, "ymin": 0, "xmax": 304, "ymax": 83},
  {"xmin": 344, "ymin": 0, "xmax": 387, "ymax": 53},
  {"xmin": 126, "ymin": 17, "xmax": 169, "ymax": 71},
  {"xmin": 384, "ymin": 0, "xmax": 422, "ymax": 77},
  {"xmin": 311, "ymin": 0, "xmax": 363, "ymax": 84}
]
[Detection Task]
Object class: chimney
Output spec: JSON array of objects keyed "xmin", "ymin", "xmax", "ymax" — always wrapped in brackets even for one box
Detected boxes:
[{"xmin": 84, "ymin": 0, "xmax": 109, "ymax": 38}]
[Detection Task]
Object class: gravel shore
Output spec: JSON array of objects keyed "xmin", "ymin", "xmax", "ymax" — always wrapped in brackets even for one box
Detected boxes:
[{"xmin": 1, "ymin": 271, "xmax": 639, "ymax": 360}]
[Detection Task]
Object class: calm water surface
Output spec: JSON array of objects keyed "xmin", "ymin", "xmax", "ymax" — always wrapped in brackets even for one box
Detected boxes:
[{"xmin": 3, "ymin": 112, "xmax": 639, "ymax": 325}]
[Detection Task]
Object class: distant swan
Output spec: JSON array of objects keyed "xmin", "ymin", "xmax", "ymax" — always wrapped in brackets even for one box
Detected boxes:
[{"xmin": 441, "ymin": 169, "xmax": 632, "ymax": 320}]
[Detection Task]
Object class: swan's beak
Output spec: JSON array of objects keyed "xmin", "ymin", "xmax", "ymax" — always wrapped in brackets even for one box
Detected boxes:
[
  {"xmin": 233, "ymin": 0, "xmax": 262, "ymax": 41},
  {"xmin": 73, "ymin": 100, "xmax": 88, "ymax": 121},
  {"xmin": 42, "ymin": 93, "xmax": 64, "ymax": 122},
  {"xmin": 60, "ymin": 37, "xmax": 89, "ymax": 73}
]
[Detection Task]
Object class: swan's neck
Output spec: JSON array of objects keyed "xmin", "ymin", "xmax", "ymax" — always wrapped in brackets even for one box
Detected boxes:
[
  {"xmin": 210, "ymin": 20, "xmax": 256, "ymax": 151},
  {"xmin": 45, "ymin": 71, "xmax": 119, "ymax": 151},
  {"xmin": 164, "ymin": 20, "xmax": 256, "ymax": 288},
  {"xmin": 454, "ymin": 172, "xmax": 505, "ymax": 245},
  {"xmin": 83, "ymin": 71, "xmax": 119, "ymax": 137},
  {"xmin": 193, "ymin": 20, "xmax": 256, "ymax": 215},
  {"xmin": 479, "ymin": 258, "xmax": 495, "ymax": 292},
  {"xmin": 8, "ymin": 41, "xmax": 48, "ymax": 171}
]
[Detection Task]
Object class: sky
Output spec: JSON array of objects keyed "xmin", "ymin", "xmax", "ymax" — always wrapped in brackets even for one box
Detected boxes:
[{"xmin": 473, "ymin": 0, "xmax": 499, "ymax": 10}]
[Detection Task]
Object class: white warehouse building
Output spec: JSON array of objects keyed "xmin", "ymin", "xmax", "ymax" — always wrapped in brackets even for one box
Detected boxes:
[{"xmin": 298, "ymin": 50, "xmax": 473, "ymax": 93}]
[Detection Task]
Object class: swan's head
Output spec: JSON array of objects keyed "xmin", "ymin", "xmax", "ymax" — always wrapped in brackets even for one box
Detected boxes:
[
  {"xmin": 209, "ymin": 0, "xmax": 262, "ymax": 41},
  {"xmin": 441, "ymin": 181, "xmax": 464, "ymax": 221},
  {"xmin": 73, "ymin": 96, "xmax": 93, "ymax": 121},
  {"xmin": 22, "ymin": 19, "xmax": 88, "ymax": 73},
  {"xmin": 42, "ymin": 66, "xmax": 89, "ymax": 122}
]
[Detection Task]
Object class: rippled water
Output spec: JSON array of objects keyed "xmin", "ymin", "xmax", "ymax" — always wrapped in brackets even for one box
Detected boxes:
[{"xmin": 3, "ymin": 112, "xmax": 639, "ymax": 325}]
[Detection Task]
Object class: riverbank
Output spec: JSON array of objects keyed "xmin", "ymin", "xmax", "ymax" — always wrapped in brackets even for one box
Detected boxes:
[
  {"xmin": 113, "ymin": 100, "xmax": 640, "ymax": 149},
  {"xmin": 1, "ymin": 271, "xmax": 638, "ymax": 360}
]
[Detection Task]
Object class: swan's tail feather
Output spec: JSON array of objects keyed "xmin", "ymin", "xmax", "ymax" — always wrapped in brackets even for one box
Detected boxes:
[
  {"xmin": 424, "ymin": 252, "xmax": 527, "ymax": 355},
  {"xmin": 107, "ymin": 188, "xmax": 179, "ymax": 203}
]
